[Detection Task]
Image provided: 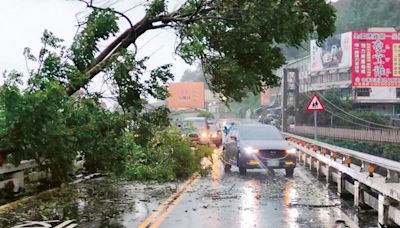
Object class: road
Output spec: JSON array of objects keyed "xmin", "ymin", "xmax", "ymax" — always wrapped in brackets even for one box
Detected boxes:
[
  {"xmin": 2, "ymin": 151, "xmax": 379, "ymax": 227},
  {"xmin": 142, "ymin": 150, "xmax": 377, "ymax": 228}
]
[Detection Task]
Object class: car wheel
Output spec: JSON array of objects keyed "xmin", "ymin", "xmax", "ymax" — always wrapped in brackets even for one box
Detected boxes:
[
  {"xmin": 285, "ymin": 168, "xmax": 294, "ymax": 177},
  {"xmin": 224, "ymin": 164, "xmax": 231, "ymax": 172},
  {"xmin": 239, "ymin": 163, "xmax": 247, "ymax": 175}
]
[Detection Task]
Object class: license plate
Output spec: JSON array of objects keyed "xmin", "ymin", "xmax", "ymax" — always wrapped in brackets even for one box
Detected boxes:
[{"xmin": 267, "ymin": 159, "xmax": 279, "ymax": 167}]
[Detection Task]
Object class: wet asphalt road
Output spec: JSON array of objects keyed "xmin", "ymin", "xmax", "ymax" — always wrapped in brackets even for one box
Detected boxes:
[
  {"xmin": 1, "ymin": 151, "xmax": 379, "ymax": 227},
  {"xmin": 158, "ymin": 152, "xmax": 377, "ymax": 228}
]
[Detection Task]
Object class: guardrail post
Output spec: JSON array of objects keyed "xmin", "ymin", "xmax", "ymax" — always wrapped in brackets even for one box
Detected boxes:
[
  {"xmin": 326, "ymin": 166, "xmax": 332, "ymax": 183},
  {"xmin": 337, "ymin": 172, "xmax": 344, "ymax": 196},
  {"xmin": 297, "ymin": 150, "xmax": 302, "ymax": 164},
  {"xmin": 11, "ymin": 171, "xmax": 24, "ymax": 192},
  {"xmin": 360, "ymin": 161, "xmax": 369, "ymax": 172},
  {"xmin": 308, "ymin": 156, "xmax": 313, "ymax": 170},
  {"xmin": 353, "ymin": 181, "xmax": 365, "ymax": 207},
  {"xmin": 385, "ymin": 169, "xmax": 399, "ymax": 183},
  {"xmin": 316, "ymin": 160, "xmax": 321, "ymax": 178},
  {"xmin": 378, "ymin": 194, "xmax": 390, "ymax": 226}
]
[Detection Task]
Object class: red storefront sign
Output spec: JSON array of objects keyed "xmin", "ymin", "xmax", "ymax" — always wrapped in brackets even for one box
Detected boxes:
[{"xmin": 352, "ymin": 32, "xmax": 400, "ymax": 87}]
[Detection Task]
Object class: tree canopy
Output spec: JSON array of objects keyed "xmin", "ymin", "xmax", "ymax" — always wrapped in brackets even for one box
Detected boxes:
[{"xmin": 66, "ymin": 0, "xmax": 336, "ymax": 102}]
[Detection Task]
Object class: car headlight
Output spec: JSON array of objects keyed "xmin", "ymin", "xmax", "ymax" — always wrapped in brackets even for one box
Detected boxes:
[
  {"xmin": 286, "ymin": 148, "xmax": 297, "ymax": 154},
  {"xmin": 201, "ymin": 132, "xmax": 208, "ymax": 138},
  {"xmin": 244, "ymin": 146, "xmax": 259, "ymax": 154}
]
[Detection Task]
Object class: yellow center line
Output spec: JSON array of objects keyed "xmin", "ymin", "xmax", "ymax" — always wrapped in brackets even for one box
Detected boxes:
[{"xmin": 138, "ymin": 173, "xmax": 200, "ymax": 228}]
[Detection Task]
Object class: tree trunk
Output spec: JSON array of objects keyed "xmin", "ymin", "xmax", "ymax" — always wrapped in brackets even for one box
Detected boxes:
[{"xmin": 66, "ymin": 17, "xmax": 154, "ymax": 96}]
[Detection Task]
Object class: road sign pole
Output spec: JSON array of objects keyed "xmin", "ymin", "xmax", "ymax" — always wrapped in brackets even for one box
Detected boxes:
[{"xmin": 314, "ymin": 111, "xmax": 317, "ymax": 140}]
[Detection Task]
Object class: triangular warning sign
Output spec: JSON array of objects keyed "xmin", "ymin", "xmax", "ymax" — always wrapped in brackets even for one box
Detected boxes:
[{"xmin": 306, "ymin": 94, "xmax": 325, "ymax": 112}]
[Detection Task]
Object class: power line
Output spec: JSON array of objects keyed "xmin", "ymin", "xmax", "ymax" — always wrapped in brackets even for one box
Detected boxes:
[
  {"xmin": 318, "ymin": 91, "xmax": 400, "ymax": 129},
  {"xmin": 292, "ymin": 79, "xmax": 399, "ymax": 129},
  {"xmin": 299, "ymin": 88, "xmax": 390, "ymax": 130}
]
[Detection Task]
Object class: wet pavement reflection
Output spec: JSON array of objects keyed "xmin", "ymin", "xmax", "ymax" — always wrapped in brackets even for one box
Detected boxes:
[{"xmin": 160, "ymin": 149, "xmax": 378, "ymax": 228}]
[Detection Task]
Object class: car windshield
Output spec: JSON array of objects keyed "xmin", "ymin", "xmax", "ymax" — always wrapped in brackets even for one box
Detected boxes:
[
  {"xmin": 182, "ymin": 120, "xmax": 206, "ymax": 129},
  {"xmin": 239, "ymin": 126, "xmax": 283, "ymax": 141}
]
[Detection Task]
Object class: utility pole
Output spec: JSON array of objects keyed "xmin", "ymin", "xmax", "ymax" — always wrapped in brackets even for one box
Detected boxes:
[
  {"xmin": 293, "ymin": 69, "xmax": 300, "ymax": 126},
  {"xmin": 282, "ymin": 69, "xmax": 288, "ymax": 132}
]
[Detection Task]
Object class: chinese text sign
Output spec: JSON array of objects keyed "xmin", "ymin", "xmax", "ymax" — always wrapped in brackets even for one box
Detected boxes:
[{"xmin": 352, "ymin": 32, "xmax": 400, "ymax": 87}]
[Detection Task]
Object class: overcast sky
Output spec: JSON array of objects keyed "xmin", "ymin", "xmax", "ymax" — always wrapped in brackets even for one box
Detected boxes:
[{"xmin": 0, "ymin": 0, "xmax": 194, "ymax": 102}]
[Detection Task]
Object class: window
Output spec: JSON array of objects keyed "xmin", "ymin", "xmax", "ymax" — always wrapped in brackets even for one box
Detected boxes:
[
  {"xmin": 356, "ymin": 104, "xmax": 372, "ymax": 112},
  {"xmin": 311, "ymin": 76, "xmax": 317, "ymax": 84},
  {"xmin": 341, "ymin": 88, "xmax": 351, "ymax": 98},
  {"xmin": 322, "ymin": 75, "xmax": 327, "ymax": 83},
  {"xmin": 395, "ymin": 104, "xmax": 400, "ymax": 114},
  {"xmin": 356, "ymin": 88, "xmax": 370, "ymax": 97},
  {"xmin": 396, "ymin": 88, "xmax": 400, "ymax": 98},
  {"xmin": 339, "ymin": 73, "xmax": 351, "ymax": 81}
]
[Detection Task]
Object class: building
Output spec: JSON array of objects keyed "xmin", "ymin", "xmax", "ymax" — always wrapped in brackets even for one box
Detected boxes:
[{"xmin": 271, "ymin": 28, "xmax": 400, "ymax": 118}]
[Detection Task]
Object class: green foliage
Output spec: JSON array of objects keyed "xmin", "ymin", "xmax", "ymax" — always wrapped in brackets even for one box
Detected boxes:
[
  {"xmin": 106, "ymin": 51, "xmax": 173, "ymax": 112},
  {"xmin": 68, "ymin": 98, "xmax": 130, "ymax": 175},
  {"xmin": 197, "ymin": 110, "xmax": 214, "ymax": 119},
  {"xmin": 130, "ymin": 107, "xmax": 171, "ymax": 147},
  {"xmin": 177, "ymin": 0, "xmax": 336, "ymax": 101},
  {"xmin": 350, "ymin": 111, "xmax": 390, "ymax": 126},
  {"xmin": 71, "ymin": 9, "xmax": 119, "ymax": 71},
  {"xmin": 124, "ymin": 127, "xmax": 212, "ymax": 181},
  {"xmin": 180, "ymin": 67, "xmax": 208, "ymax": 86},
  {"xmin": 146, "ymin": 0, "xmax": 166, "ymax": 17},
  {"xmin": 232, "ymin": 93, "xmax": 261, "ymax": 118},
  {"xmin": 1, "ymin": 81, "xmax": 76, "ymax": 183}
]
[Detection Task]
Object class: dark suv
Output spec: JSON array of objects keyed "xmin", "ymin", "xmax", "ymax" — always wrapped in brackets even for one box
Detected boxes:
[{"xmin": 222, "ymin": 124, "xmax": 296, "ymax": 176}]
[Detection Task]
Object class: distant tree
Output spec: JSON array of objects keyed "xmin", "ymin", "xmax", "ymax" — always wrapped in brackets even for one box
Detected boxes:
[
  {"xmin": 336, "ymin": 0, "xmax": 400, "ymax": 33},
  {"xmin": 180, "ymin": 67, "xmax": 206, "ymax": 83}
]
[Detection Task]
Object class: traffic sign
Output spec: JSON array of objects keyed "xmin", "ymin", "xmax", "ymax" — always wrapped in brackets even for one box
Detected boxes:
[{"xmin": 306, "ymin": 94, "xmax": 325, "ymax": 112}]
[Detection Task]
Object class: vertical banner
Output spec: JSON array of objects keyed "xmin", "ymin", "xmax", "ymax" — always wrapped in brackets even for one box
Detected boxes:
[{"xmin": 352, "ymin": 32, "xmax": 400, "ymax": 87}]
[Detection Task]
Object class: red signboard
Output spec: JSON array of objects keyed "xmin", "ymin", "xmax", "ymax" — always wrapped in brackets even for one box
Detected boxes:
[{"xmin": 352, "ymin": 31, "xmax": 400, "ymax": 87}]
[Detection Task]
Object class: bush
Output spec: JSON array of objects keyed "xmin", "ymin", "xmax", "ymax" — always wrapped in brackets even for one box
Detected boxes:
[{"xmin": 123, "ymin": 127, "xmax": 213, "ymax": 181}]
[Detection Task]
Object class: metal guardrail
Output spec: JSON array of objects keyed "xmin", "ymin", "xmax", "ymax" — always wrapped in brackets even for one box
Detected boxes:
[
  {"xmin": 282, "ymin": 132, "xmax": 400, "ymax": 226},
  {"xmin": 290, "ymin": 125, "xmax": 400, "ymax": 143},
  {"xmin": 283, "ymin": 132, "xmax": 400, "ymax": 174}
]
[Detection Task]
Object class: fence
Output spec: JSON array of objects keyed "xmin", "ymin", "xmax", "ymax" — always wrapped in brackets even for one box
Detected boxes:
[
  {"xmin": 0, "ymin": 157, "xmax": 84, "ymax": 192},
  {"xmin": 290, "ymin": 125, "xmax": 400, "ymax": 143},
  {"xmin": 283, "ymin": 132, "xmax": 400, "ymax": 226}
]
